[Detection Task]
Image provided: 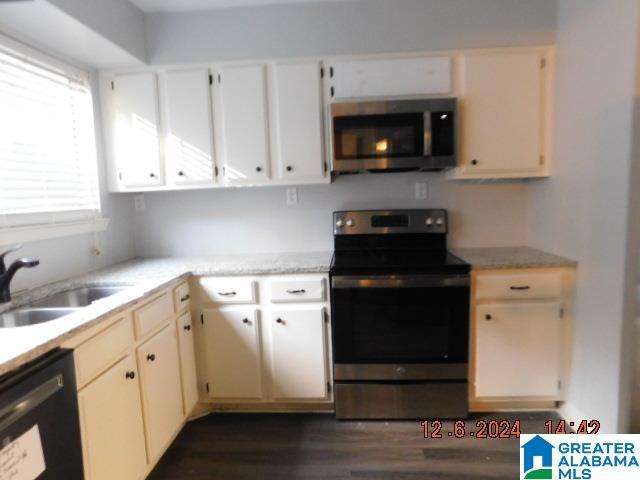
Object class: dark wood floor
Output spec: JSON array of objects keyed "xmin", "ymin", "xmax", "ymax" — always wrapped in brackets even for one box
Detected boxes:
[{"xmin": 149, "ymin": 411, "xmax": 558, "ymax": 480}]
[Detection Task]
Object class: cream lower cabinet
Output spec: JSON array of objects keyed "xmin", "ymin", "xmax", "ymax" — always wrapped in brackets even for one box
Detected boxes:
[
  {"xmin": 203, "ymin": 308, "xmax": 263, "ymax": 399},
  {"xmin": 471, "ymin": 268, "xmax": 574, "ymax": 408},
  {"xmin": 196, "ymin": 274, "xmax": 332, "ymax": 405},
  {"xmin": 176, "ymin": 312, "xmax": 199, "ymax": 414},
  {"xmin": 137, "ymin": 323, "xmax": 184, "ymax": 462},
  {"xmin": 78, "ymin": 354, "xmax": 147, "ymax": 480},
  {"xmin": 270, "ymin": 308, "xmax": 328, "ymax": 400}
]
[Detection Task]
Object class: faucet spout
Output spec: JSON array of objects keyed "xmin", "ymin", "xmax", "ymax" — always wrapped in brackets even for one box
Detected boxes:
[{"xmin": 0, "ymin": 257, "xmax": 40, "ymax": 303}]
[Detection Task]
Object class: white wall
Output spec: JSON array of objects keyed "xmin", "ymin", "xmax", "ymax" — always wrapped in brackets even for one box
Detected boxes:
[
  {"xmin": 134, "ymin": 172, "xmax": 528, "ymax": 256},
  {"xmin": 8, "ymin": 73, "xmax": 135, "ymax": 292},
  {"xmin": 528, "ymin": 0, "xmax": 640, "ymax": 432},
  {"xmin": 144, "ymin": 0, "xmax": 557, "ymax": 64}
]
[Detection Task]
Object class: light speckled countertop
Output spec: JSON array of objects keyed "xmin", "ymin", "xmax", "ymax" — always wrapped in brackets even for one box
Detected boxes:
[
  {"xmin": 451, "ymin": 246, "xmax": 577, "ymax": 270},
  {"xmin": 0, "ymin": 251, "xmax": 332, "ymax": 377}
]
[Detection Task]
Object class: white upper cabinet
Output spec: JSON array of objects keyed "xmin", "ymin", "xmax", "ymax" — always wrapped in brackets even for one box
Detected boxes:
[
  {"xmin": 328, "ymin": 56, "xmax": 451, "ymax": 99},
  {"xmin": 214, "ymin": 64, "xmax": 271, "ymax": 184},
  {"xmin": 163, "ymin": 68, "xmax": 216, "ymax": 186},
  {"xmin": 453, "ymin": 50, "xmax": 550, "ymax": 179},
  {"xmin": 270, "ymin": 61, "xmax": 326, "ymax": 182},
  {"xmin": 112, "ymin": 72, "xmax": 163, "ymax": 188}
]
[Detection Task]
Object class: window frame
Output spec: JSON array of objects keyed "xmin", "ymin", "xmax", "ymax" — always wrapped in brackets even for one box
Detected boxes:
[{"xmin": 0, "ymin": 33, "xmax": 108, "ymax": 247}]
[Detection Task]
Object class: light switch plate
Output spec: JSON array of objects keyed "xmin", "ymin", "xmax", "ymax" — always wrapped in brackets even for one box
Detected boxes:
[
  {"xmin": 286, "ymin": 188, "xmax": 298, "ymax": 205},
  {"xmin": 415, "ymin": 182, "xmax": 428, "ymax": 200},
  {"xmin": 134, "ymin": 194, "xmax": 146, "ymax": 212}
]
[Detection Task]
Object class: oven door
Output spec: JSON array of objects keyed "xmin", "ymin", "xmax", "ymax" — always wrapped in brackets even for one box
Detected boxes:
[
  {"xmin": 331, "ymin": 110, "xmax": 455, "ymax": 172},
  {"xmin": 331, "ymin": 275, "xmax": 469, "ymax": 378}
]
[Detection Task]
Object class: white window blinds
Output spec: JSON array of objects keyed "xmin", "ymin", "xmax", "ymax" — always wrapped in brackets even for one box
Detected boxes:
[{"xmin": 0, "ymin": 46, "xmax": 100, "ymax": 226}]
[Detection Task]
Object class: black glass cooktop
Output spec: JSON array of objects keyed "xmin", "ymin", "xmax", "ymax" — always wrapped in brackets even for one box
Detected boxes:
[{"xmin": 330, "ymin": 249, "xmax": 470, "ymax": 276}]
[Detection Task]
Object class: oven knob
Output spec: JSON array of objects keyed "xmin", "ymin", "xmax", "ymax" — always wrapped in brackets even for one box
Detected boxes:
[
  {"xmin": 425, "ymin": 218, "xmax": 433, "ymax": 226},
  {"xmin": 335, "ymin": 219, "xmax": 344, "ymax": 228},
  {"xmin": 436, "ymin": 218, "xmax": 444, "ymax": 226},
  {"xmin": 346, "ymin": 218, "xmax": 355, "ymax": 227}
]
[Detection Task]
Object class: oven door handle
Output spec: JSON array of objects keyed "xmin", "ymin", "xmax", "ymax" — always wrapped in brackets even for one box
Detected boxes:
[{"xmin": 331, "ymin": 275, "xmax": 470, "ymax": 289}]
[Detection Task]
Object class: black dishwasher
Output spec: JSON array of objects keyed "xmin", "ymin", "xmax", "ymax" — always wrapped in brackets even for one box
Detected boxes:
[{"xmin": 0, "ymin": 349, "xmax": 84, "ymax": 479}]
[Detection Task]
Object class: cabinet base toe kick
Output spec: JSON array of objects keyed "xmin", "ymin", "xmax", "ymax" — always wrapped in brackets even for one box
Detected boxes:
[{"xmin": 334, "ymin": 382, "xmax": 468, "ymax": 420}]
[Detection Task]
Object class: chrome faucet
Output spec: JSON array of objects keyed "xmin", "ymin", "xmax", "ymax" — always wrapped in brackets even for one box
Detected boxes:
[{"xmin": 0, "ymin": 245, "xmax": 40, "ymax": 303}]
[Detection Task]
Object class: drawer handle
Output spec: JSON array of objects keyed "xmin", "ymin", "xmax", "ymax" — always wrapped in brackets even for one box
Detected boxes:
[
  {"xmin": 485, "ymin": 314, "xmax": 492, "ymax": 321},
  {"xmin": 276, "ymin": 318, "xmax": 284, "ymax": 324},
  {"xmin": 146, "ymin": 353, "xmax": 156, "ymax": 362},
  {"xmin": 242, "ymin": 318, "xmax": 250, "ymax": 325},
  {"xmin": 286, "ymin": 289, "xmax": 306, "ymax": 294},
  {"xmin": 184, "ymin": 325, "xmax": 192, "ymax": 332},
  {"xmin": 218, "ymin": 291, "xmax": 237, "ymax": 297},
  {"xmin": 510, "ymin": 286, "xmax": 531, "ymax": 291},
  {"xmin": 125, "ymin": 371, "xmax": 136, "ymax": 380},
  {"xmin": 180, "ymin": 294, "xmax": 190, "ymax": 302}
]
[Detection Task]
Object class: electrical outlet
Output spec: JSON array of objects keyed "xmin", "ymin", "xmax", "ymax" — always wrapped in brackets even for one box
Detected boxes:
[
  {"xmin": 415, "ymin": 182, "xmax": 428, "ymax": 200},
  {"xmin": 286, "ymin": 188, "xmax": 298, "ymax": 205},
  {"xmin": 134, "ymin": 194, "xmax": 146, "ymax": 212}
]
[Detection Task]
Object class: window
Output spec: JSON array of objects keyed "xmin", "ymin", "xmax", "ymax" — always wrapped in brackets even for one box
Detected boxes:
[{"xmin": 0, "ymin": 38, "xmax": 102, "ymax": 240}]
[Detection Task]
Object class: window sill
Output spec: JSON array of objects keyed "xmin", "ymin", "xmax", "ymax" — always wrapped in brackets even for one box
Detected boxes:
[{"xmin": 0, "ymin": 218, "xmax": 110, "ymax": 247}]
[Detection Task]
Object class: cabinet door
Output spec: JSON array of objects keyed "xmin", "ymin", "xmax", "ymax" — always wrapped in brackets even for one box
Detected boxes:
[
  {"xmin": 164, "ymin": 68, "xmax": 216, "ymax": 186},
  {"xmin": 203, "ymin": 308, "xmax": 263, "ymax": 399},
  {"xmin": 78, "ymin": 354, "xmax": 147, "ymax": 480},
  {"xmin": 460, "ymin": 52, "xmax": 544, "ymax": 175},
  {"xmin": 112, "ymin": 72, "xmax": 163, "ymax": 188},
  {"xmin": 176, "ymin": 312, "xmax": 199, "ymax": 415},
  {"xmin": 215, "ymin": 64, "xmax": 270, "ymax": 183},
  {"xmin": 475, "ymin": 302, "xmax": 561, "ymax": 398},
  {"xmin": 270, "ymin": 308, "xmax": 328, "ymax": 400},
  {"xmin": 137, "ymin": 324, "xmax": 183, "ymax": 461},
  {"xmin": 271, "ymin": 61, "xmax": 325, "ymax": 181}
]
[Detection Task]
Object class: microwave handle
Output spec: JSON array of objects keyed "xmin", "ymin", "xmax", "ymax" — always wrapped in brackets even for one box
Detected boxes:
[{"xmin": 423, "ymin": 112, "xmax": 432, "ymax": 157}]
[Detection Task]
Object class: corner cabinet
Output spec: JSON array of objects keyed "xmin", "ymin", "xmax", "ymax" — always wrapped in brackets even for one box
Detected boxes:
[
  {"xmin": 450, "ymin": 49, "xmax": 553, "ymax": 179},
  {"xmin": 470, "ymin": 268, "xmax": 575, "ymax": 411},
  {"xmin": 194, "ymin": 274, "xmax": 333, "ymax": 407}
]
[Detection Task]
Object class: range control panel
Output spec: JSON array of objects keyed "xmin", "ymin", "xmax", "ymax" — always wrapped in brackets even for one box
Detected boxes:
[{"xmin": 333, "ymin": 210, "xmax": 448, "ymax": 235}]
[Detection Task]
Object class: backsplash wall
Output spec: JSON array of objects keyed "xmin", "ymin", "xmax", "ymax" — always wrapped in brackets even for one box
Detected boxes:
[{"xmin": 133, "ymin": 172, "xmax": 528, "ymax": 257}]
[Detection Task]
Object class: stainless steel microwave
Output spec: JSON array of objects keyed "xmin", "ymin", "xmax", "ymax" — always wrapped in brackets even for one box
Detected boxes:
[{"xmin": 330, "ymin": 98, "xmax": 457, "ymax": 173}]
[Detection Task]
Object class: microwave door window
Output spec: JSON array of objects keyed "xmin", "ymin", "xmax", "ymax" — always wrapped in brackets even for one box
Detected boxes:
[{"xmin": 334, "ymin": 113, "xmax": 423, "ymax": 160}]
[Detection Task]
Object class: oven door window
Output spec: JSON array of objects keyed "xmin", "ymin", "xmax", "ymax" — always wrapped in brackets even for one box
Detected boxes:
[
  {"xmin": 331, "ymin": 285, "xmax": 469, "ymax": 364},
  {"xmin": 333, "ymin": 113, "xmax": 423, "ymax": 160}
]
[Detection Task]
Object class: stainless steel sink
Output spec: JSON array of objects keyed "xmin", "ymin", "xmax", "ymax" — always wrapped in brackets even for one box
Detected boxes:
[
  {"xmin": 0, "ymin": 308, "xmax": 79, "ymax": 328},
  {"xmin": 30, "ymin": 286, "xmax": 128, "ymax": 309}
]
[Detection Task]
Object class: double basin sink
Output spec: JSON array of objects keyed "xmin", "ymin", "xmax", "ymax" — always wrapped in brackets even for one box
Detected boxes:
[{"xmin": 0, "ymin": 286, "xmax": 128, "ymax": 328}]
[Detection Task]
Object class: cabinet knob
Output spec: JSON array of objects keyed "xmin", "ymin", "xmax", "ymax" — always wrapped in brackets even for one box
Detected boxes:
[
  {"xmin": 147, "ymin": 353, "xmax": 156, "ymax": 362},
  {"xmin": 242, "ymin": 318, "xmax": 250, "ymax": 324},
  {"xmin": 150, "ymin": 172, "xmax": 157, "ymax": 178},
  {"xmin": 471, "ymin": 159, "xmax": 479, "ymax": 166},
  {"xmin": 256, "ymin": 166, "xmax": 262, "ymax": 172},
  {"xmin": 286, "ymin": 165, "xmax": 293, "ymax": 172},
  {"xmin": 485, "ymin": 314, "xmax": 492, "ymax": 321},
  {"xmin": 178, "ymin": 171, "xmax": 185, "ymax": 177},
  {"xmin": 184, "ymin": 325, "xmax": 192, "ymax": 331},
  {"xmin": 276, "ymin": 318, "xmax": 284, "ymax": 324},
  {"xmin": 125, "ymin": 371, "xmax": 136, "ymax": 380}
]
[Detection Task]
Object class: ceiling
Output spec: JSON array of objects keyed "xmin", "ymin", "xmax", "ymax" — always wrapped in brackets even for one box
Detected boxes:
[{"xmin": 129, "ymin": 0, "xmax": 349, "ymax": 12}]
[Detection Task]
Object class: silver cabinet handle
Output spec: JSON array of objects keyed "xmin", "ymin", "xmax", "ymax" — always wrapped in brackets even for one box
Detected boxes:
[
  {"xmin": 218, "ymin": 291, "xmax": 237, "ymax": 296},
  {"xmin": 286, "ymin": 289, "xmax": 306, "ymax": 294}
]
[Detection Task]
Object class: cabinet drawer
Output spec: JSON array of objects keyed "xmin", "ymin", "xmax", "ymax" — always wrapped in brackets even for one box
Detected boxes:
[
  {"xmin": 475, "ymin": 272, "xmax": 562, "ymax": 300},
  {"xmin": 198, "ymin": 277, "xmax": 257, "ymax": 304},
  {"xmin": 75, "ymin": 318, "xmax": 134, "ymax": 388},
  {"xmin": 134, "ymin": 293, "xmax": 174, "ymax": 339},
  {"xmin": 173, "ymin": 282, "xmax": 191, "ymax": 313},
  {"xmin": 270, "ymin": 278, "xmax": 325, "ymax": 303}
]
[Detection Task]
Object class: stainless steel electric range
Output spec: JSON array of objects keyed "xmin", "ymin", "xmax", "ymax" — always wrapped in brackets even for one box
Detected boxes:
[{"xmin": 330, "ymin": 209, "xmax": 471, "ymax": 420}]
